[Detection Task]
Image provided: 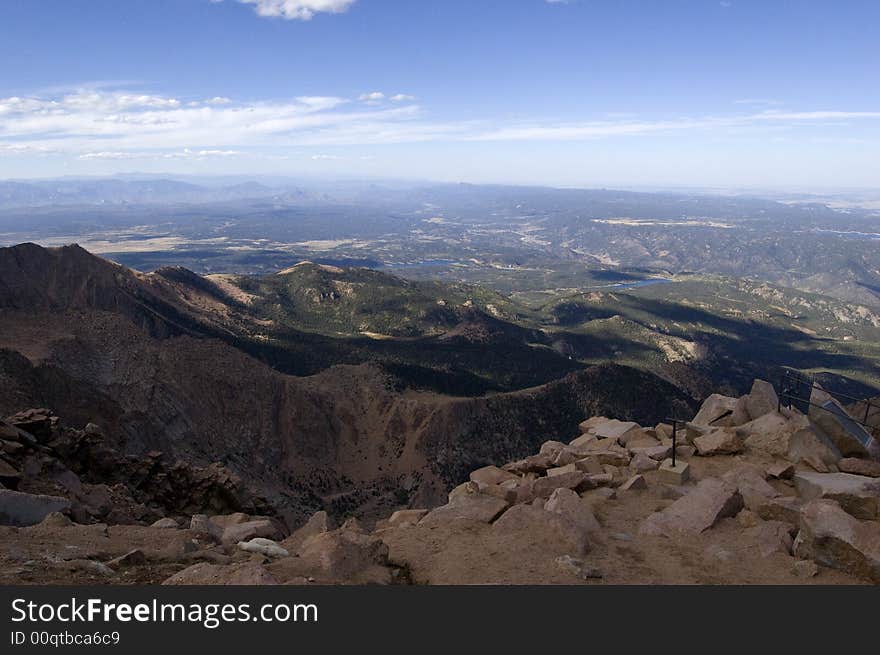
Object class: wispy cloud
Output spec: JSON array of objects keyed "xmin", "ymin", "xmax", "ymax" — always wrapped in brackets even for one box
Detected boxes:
[
  {"xmin": 1, "ymin": 87, "xmax": 878, "ymax": 161},
  {"xmin": 236, "ymin": 0, "xmax": 356, "ymax": 21}
]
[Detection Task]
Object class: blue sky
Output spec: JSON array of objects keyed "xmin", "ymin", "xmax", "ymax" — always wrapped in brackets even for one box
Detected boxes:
[{"xmin": 1, "ymin": 0, "xmax": 878, "ymax": 188}]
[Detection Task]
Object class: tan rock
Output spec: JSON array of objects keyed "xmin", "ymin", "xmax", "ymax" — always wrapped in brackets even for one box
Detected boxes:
[
  {"xmin": 630, "ymin": 452, "xmax": 659, "ymax": 473},
  {"xmin": 766, "ymin": 461, "xmax": 795, "ymax": 480},
  {"xmin": 745, "ymin": 520, "xmax": 794, "ymax": 558},
  {"xmin": 578, "ymin": 416, "xmax": 609, "ymax": 433},
  {"xmin": 387, "ymin": 509, "xmax": 428, "ymax": 527},
  {"xmin": 221, "ymin": 519, "xmax": 280, "ymax": 545},
  {"xmin": 544, "ymin": 488, "xmax": 601, "ymax": 534},
  {"xmin": 620, "ymin": 474, "xmax": 648, "ymax": 491},
  {"xmin": 756, "ymin": 496, "xmax": 802, "ymax": 526},
  {"xmin": 629, "ymin": 443, "xmax": 672, "ymax": 460},
  {"xmin": 569, "ymin": 434, "xmax": 597, "ymax": 450},
  {"xmin": 574, "ymin": 456, "xmax": 604, "ymax": 474},
  {"xmin": 694, "ymin": 427, "xmax": 743, "ymax": 456},
  {"xmin": 546, "ymin": 463, "xmax": 578, "ymax": 477},
  {"xmin": 722, "ymin": 464, "xmax": 779, "ymax": 511},
  {"xmin": 590, "ymin": 420, "xmax": 642, "ymax": 444},
  {"xmin": 739, "ymin": 412, "xmax": 804, "ymax": 456},
  {"xmin": 692, "ymin": 394, "xmax": 738, "ymax": 427},
  {"xmin": 794, "ymin": 499, "xmax": 880, "ymax": 583},
  {"xmin": 469, "ymin": 465, "xmax": 517, "ymax": 488},
  {"xmin": 639, "ymin": 478, "xmax": 743, "ymax": 537},
  {"xmin": 150, "ymin": 518, "xmax": 180, "ymax": 529},
  {"xmin": 163, "ymin": 562, "xmax": 278, "ymax": 585},
  {"xmin": 503, "ymin": 453, "xmax": 553, "ymax": 475},
  {"xmin": 838, "ymin": 458, "xmax": 880, "ymax": 478},
  {"xmin": 787, "ymin": 426, "xmax": 841, "ymax": 472},
  {"xmin": 493, "ymin": 504, "xmax": 589, "ymax": 555},
  {"xmin": 533, "ymin": 471, "xmax": 587, "ymax": 499},
  {"xmin": 793, "ymin": 471, "xmax": 880, "ymax": 520},
  {"xmin": 420, "ymin": 493, "xmax": 509, "ymax": 525},
  {"xmin": 282, "ymin": 511, "xmax": 332, "ymax": 553},
  {"xmin": 539, "ymin": 440, "xmax": 567, "ymax": 457},
  {"xmin": 746, "ymin": 379, "xmax": 779, "ymax": 420}
]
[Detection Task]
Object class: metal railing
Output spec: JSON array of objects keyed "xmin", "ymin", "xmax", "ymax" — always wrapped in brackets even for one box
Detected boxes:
[{"xmin": 778, "ymin": 368, "xmax": 879, "ymax": 430}]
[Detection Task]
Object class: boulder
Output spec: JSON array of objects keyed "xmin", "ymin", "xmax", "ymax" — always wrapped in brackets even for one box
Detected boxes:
[
  {"xmin": 546, "ymin": 463, "xmax": 578, "ymax": 477},
  {"xmin": 621, "ymin": 433, "xmax": 660, "ymax": 450},
  {"xmin": 722, "ymin": 465, "xmax": 779, "ymax": 511},
  {"xmin": 793, "ymin": 471, "xmax": 880, "ymax": 520},
  {"xmin": 693, "ymin": 427, "xmax": 743, "ymax": 456},
  {"xmin": 620, "ymin": 475, "xmax": 648, "ymax": 491},
  {"xmin": 578, "ymin": 416, "xmax": 609, "ymax": 433},
  {"xmin": 420, "ymin": 493, "xmax": 509, "ymax": 525},
  {"xmin": 151, "ymin": 518, "xmax": 180, "ymax": 529},
  {"xmin": 630, "ymin": 452, "xmax": 659, "ymax": 473},
  {"xmin": 533, "ymin": 471, "xmax": 587, "ymax": 499},
  {"xmin": 282, "ymin": 511, "xmax": 333, "ymax": 553},
  {"xmin": 299, "ymin": 526, "xmax": 390, "ymax": 579},
  {"xmin": 539, "ymin": 441, "xmax": 567, "ymax": 458},
  {"xmin": 639, "ymin": 478, "xmax": 743, "ymax": 537},
  {"xmin": 809, "ymin": 387, "xmax": 875, "ymax": 458},
  {"xmin": 163, "ymin": 562, "xmax": 278, "ymax": 585},
  {"xmin": 794, "ymin": 499, "xmax": 880, "ymax": 583},
  {"xmin": 0, "ymin": 489, "xmax": 71, "ymax": 526},
  {"xmin": 569, "ymin": 434, "xmax": 597, "ymax": 450},
  {"xmin": 221, "ymin": 519, "xmax": 280, "ymax": 545},
  {"xmin": 590, "ymin": 420, "xmax": 642, "ymax": 444},
  {"xmin": 544, "ymin": 488, "xmax": 601, "ymax": 534},
  {"xmin": 838, "ymin": 458, "xmax": 880, "ymax": 478},
  {"xmin": 552, "ymin": 447, "xmax": 582, "ymax": 467},
  {"xmin": 387, "ymin": 509, "xmax": 428, "ymax": 527},
  {"xmin": 574, "ymin": 457, "xmax": 604, "ymax": 474},
  {"xmin": 766, "ymin": 461, "xmax": 795, "ymax": 480},
  {"xmin": 493, "ymin": 504, "xmax": 590, "ymax": 555},
  {"xmin": 590, "ymin": 448, "xmax": 631, "ymax": 467},
  {"xmin": 238, "ymin": 538, "xmax": 289, "ymax": 558},
  {"xmin": 502, "ymin": 454, "xmax": 553, "ymax": 475},
  {"xmin": 692, "ymin": 394, "xmax": 738, "ymax": 427},
  {"xmin": 39, "ymin": 511, "xmax": 72, "ymax": 528},
  {"xmin": 731, "ymin": 395, "xmax": 751, "ymax": 426},
  {"xmin": 469, "ymin": 465, "xmax": 517, "ymax": 488},
  {"xmin": 756, "ymin": 496, "xmax": 802, "ymax": 526},
  {"xmin": 555, "ymin": 555, "xmax": 602, "ymax": 580},
  {"xmin": 787, "ymin": 426, "xmax": 841, "ymax": 472},
  {"xmin": 629, "ymin": 444, "xmax": 672, "ymax": 461},
  {"xmin": 746, "ymin": 379, "xmax": 779, "ymax": 420},
  {"xmin": 208, "ymin": 512, "xmax": 250, "ymax": 528},
  {"xmin": 190, "ymin": 514, "xmax": 223, "ymax": 542},
  {"xmin": 745, "ymin": 521, "xmax": 794, "ymax": 558},
  {"xmin": 739, "ymin": 412, "xmax": 804, "ymax": 456}
]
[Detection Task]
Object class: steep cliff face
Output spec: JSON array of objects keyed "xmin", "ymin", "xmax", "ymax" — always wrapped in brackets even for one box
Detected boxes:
[{"xmin": 0, "ymin": 244, "xmax": 693, "ymax": 524}]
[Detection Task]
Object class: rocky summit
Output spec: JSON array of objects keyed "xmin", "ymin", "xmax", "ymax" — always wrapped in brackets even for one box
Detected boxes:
[{"xmin": 1, "ymin": 376, "xmax": 877, "ymax": 585}]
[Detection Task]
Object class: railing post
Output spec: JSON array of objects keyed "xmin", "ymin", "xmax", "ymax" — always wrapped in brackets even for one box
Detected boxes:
[{"xmin": 672, "ymin": 421, "xmax": 677, "ymax": 467}]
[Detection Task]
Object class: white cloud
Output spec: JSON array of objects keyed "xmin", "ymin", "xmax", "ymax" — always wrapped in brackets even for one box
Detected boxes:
[
  {"xmin": 238, "ymin": 0, "xmax": 356, "ymax": 21},
  {"xmin": 390, "ymin": 94, "xmax": 415, "ymax": 102},
  {"xmin": 1, "ymin": 87, "xmax": 878, "ymax": 162},
  {"xmin": 358, "ymin": 91, "xmax": 385, "ymax": 104}
]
